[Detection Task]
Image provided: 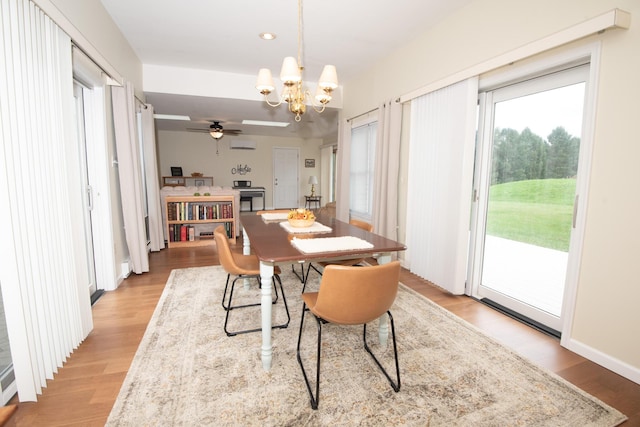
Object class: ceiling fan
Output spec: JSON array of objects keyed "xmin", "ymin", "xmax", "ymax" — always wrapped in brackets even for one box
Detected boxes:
[
  {"xmin": 186, "ymin": 120, "xmax": 242, "ymax": 139},
  {"xmin": 186, "ymin": 120, "xmax": 243, "ymax": 155}
]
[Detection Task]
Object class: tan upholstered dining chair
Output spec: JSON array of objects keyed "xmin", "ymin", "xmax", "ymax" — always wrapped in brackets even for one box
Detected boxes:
[
  {"xmin": 214, "ymin": 225, "xmax": 290, "ymax": 336},
  {"xmin": 302, "ymin": 218, "xmax": 374, "ymax": 291},
  {"xmin": 296, "ymin": 261, "xmax": 401, "ymax": 409}
]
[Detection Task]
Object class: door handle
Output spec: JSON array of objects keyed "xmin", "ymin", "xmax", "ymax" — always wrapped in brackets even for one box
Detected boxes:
[
  {"xmin": 572, "ymin": 194, "xmax": 579, "ymax": 228},
  {"xmin": 87, "ymin": 186, "xmax": 93, "ymax": 211}
]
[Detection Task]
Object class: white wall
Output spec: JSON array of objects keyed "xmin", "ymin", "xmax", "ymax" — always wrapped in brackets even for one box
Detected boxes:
[
  {"xmin": 40, "ymin": 0, "xmax": 143, "ymax": 91},
  {"xmin": 157, "ymin": 131, "xmax": 323, "ymax": 208},
  {"xmin": 342, "ymin": 0, "xmax": 640, "ymax": 378}
]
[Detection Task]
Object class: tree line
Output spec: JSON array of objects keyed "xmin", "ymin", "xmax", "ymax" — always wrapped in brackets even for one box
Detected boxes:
[{"xmin": 491, "ymin": 126, "xmax": 580, "ymax": 185}]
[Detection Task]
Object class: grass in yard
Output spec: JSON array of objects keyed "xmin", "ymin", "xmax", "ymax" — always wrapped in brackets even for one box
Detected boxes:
[{"xmin": 486, "ymin": 179, "xmax": 576, "ymax": 251}]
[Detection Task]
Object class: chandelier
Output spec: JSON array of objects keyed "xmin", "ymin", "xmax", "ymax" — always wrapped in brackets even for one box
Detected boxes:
[{"xmin": 255, "ymin": 0, "xmax": 338, "ymax": 122}]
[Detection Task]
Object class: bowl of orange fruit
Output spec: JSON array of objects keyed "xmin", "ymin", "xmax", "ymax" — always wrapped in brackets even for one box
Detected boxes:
[{"xmin": 287, "ymin": 208, "xmax": 316, "ymax": 228}]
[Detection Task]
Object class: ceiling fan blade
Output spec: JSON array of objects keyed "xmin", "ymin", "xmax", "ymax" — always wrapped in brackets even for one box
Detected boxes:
[{"xmin": 186, "ymin": 128, "xmax": 242, "ymax": 136}]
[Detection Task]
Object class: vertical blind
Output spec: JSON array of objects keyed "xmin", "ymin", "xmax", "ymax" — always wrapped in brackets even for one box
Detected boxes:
[
  {"xmin": 406, "ymin": 77, "xmax": 478, "ymax": 294},
  {"xmin": 0, "ymin": 0, "xmax": 93, "ymax": 401},
  {"xmin": 349, "ymin": 122, "xmax": 377, "ymax": 220}
]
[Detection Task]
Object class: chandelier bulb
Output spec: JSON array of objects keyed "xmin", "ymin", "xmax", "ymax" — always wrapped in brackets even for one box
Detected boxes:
[{"xmin": 256, "ymin": 68, "xmax": 275, "ymax": 94}]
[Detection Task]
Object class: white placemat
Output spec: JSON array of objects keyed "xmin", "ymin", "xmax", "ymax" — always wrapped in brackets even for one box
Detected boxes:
[
  {"xmin": 279, "ymin": 221, "xmax": 332, "ymax": 234},
  {"xmin": 261, "ymin": 212, "xmax": 289, "ymax": 221},
  {"xmin": 291, "ymin": 236, "xmax": 374, "ymax": 253}
]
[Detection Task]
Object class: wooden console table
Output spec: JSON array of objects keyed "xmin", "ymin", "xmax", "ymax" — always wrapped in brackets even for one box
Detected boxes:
[
  {"xmin": 162, "ymin": 176, "xmax": 213, "ymax": 187},
  {"xmin": 305, "ymin": 195, "xmax": 322, "ymax": 209}
]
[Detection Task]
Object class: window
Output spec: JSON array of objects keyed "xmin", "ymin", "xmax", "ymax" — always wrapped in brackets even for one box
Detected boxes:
[{"xmin": 349, "ymin": 121, "xmax": 377, "ymax": 220}]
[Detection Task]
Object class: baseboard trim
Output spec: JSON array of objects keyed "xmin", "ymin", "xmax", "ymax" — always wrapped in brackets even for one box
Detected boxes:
[
  {"xmin": 562, "ymin": 336, "xmax": 640, "ymax": 386},
  {"xmin": 120, "ymin": 261, "xmax": 131, "ymax": 279}
]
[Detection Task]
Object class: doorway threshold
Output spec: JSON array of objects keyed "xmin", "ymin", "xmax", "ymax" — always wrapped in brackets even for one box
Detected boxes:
[
  {"xmin": 91, "ymin": 290, "xmax": 105, "ymax": 306},
  {"xmin": 480, "ymin": 298, "xmax": 561, "ymax": 339}
]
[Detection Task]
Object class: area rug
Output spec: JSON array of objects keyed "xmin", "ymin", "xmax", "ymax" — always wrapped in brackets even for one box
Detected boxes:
[{"xmin": 106, "ymin": 266, "xmax": 626, "ymax": 426}]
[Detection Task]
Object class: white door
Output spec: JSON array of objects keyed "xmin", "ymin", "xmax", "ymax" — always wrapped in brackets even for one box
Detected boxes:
[
  {"xmin": 73, "ymin": 82, "xmax": 98, "ymax": 298},
  {"xmin": 468, "ymin": 65, "xmax": 589, "ymax": 334},
  {"xmin": 273, "ymin": 147, "xmax": 299, "ymax": 208}
]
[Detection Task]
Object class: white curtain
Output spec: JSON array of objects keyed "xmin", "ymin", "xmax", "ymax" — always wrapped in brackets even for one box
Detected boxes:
[
  {"xmin": 372, "ymin": 100, "xmax": 402, "ymax": 240},
  {"xmin": 406, "ymin": 77, "xmax": 478, "ymax": 294},
  {"xmin": 320, "ymin": 145, "xmax": 333, "ymax": 203},
  {"xmin": 0, "ymin": 0, "xmax": 93, "ymax": 401},
  {"xmin": 335, "ymin": 118, "xmax": 351, "ymax": 222},
  {"xmin": 112, "ymin": 82, "xmax": 149, "ymax": 273},
  {"xmin": 140, "ymin": 104, "xmax": 164, "ymax": 252}
]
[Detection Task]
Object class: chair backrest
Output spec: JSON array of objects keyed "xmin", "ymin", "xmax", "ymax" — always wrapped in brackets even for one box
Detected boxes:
[
  {"xmin": 312, "ymin": 261, "xmax": 401, "ymax": 325},
  {"xmin": 214, "ymin": 225, "xmax": 242, "ymax": 275},
  {"xmin": 349, "ymin": 218, "xmax": 373, "ymax": 233}
]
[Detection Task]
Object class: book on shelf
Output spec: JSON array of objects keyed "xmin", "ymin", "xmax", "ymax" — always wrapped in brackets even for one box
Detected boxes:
[{"xmin": 168, "ymin": 201, "xmax": 235, "ymax": 221}]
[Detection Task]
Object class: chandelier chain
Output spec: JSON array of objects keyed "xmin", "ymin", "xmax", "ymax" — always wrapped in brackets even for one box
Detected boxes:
[
  {"xmin": 297, "ymin": 0, "xmax": 303, "ymax": 69},
  {"xmin": 255, "ymin": 0, "xmax": 337, "ymax": 121}
]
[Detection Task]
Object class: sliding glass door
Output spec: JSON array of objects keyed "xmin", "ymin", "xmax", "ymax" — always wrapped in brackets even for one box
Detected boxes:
[{"xmin": 469, "ymin": 65, "xmax": 588, "ymax": 334}]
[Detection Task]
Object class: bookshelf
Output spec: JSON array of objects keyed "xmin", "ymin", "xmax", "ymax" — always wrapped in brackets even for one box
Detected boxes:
[{"xmin": 165, "ymin": 195, "xmax": 235, "ymax": 248}]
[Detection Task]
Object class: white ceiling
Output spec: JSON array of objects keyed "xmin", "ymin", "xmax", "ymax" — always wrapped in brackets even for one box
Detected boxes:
[{"xmin": 100, "ymin": 0, "xmax": 472, "ymax": 139}]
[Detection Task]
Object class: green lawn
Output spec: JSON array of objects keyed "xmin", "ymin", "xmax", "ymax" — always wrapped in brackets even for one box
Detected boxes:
[{"xmin": 486, "ymin": 179, "xmax": 576, "ymax": 251}]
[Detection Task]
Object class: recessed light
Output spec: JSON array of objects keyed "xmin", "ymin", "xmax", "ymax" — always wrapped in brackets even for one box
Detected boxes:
[
  {"xmin": 243, "ymin": 119, "xmax": 290, "ymax": 127},
  {"xmin": 259, "ymin": 32, "xmax": 276, "ymax": 40},
  {"xmin": 153, "ymin": 114, "xmax": 191, "ymax": 121}
]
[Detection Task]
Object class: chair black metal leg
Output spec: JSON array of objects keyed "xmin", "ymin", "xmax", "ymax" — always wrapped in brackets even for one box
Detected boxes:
[
  {"xmin": 302, "ymin": 263, "xmax": 323, "ymax": 293},
  {"xmin": 296, "ymin": 304, "xmax": 322, "ymax": 410},
  {"xmin": 363, "ymin": 311, "xmax": 400, "ymax": 392},
  {"xmin": 225, "ymin": 275, "xmax": 289, "ymax": 337},
  {"xmin": 223, "ymin": 275, "xmax": 262, "ymax": 311},
  {"xmin": 225, "ymin": 277, "xmax": 262, "ymax": 336},
  {"xmin": 221, "ymin": 273, "xmax": 232, "ymax": 310},
  {"xmin": 292, "ymin": 263, "xmax": 306, "ymax": 283},
  {"xmin": 271, "ymin": 276, "xmax": 279, "ymax": 304},
  {"xmin": 272, "ymin": 274, "xmax": 290, "ymax": 329}
]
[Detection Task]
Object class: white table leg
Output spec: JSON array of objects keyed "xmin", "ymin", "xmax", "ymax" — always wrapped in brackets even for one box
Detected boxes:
[
  {"xmin": 377, "ymin": 253, "xmax": 392, "ymax": 346},
  {"xmin": 242, "ymin": 228, "xmax": 251, "ymax": 289},
  {"xmin": 260, "ymin": 262, "xmax": 274, "ymax": 371},
  {"xmin": 242, "ymin": 228, "xmax": 251, "ymax": 255}
]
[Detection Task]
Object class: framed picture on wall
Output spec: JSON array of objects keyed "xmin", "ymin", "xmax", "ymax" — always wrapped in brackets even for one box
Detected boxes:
[
  {"xmin": 305, "ymin": 159, "xmax": 315, "ymax": 168},
  {"xmin": 171, "ymin": 166, "xmax": 183, "ymax": 176}
]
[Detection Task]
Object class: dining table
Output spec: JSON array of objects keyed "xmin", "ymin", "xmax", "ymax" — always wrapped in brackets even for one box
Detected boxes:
[{"xmin": 240, "ymin": 212, "xmax": 407, "ymax": 371}]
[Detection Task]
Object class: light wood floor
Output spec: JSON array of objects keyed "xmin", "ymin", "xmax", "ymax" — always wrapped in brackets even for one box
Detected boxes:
[{"xmin": 6, "ymin": 242, "xmax": 640, "ymax": 426}]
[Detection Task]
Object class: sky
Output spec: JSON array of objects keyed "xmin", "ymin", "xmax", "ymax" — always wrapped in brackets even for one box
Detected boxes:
[{"xmin": 493, "ymin": 83, "xmax": 585, "ymax": 140}]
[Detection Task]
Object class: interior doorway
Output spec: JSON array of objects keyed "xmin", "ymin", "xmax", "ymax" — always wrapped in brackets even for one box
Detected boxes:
[{"xmin": 469, "ymin": 65, "xmax": 589, "ymax": 335}]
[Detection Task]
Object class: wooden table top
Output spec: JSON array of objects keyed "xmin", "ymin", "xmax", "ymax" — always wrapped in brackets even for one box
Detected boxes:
[{"xmin": 241, "ymin": 213, "xmax": 406, "ymax": 264}]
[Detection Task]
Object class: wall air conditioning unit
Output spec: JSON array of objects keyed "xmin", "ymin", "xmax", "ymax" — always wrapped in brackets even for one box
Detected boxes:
[{"xmin": 229, "ymin": 140, "xmax": 257, "ymax": 150}]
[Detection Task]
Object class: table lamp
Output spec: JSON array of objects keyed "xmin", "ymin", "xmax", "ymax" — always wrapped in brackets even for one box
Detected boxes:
[{"xmin": 308, "ymin": 176, "xmax": 318, "ymax": 197}]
